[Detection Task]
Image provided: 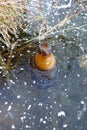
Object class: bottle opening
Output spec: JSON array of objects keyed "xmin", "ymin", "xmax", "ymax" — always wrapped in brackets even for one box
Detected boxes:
[{"xmin": 39, "ymin": 42, "xmax": 51, "ymax": 55}]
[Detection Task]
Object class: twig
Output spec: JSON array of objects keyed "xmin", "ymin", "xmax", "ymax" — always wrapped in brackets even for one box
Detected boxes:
[
  {"xmin": 52, "ymin": 0, "xmax": 72, "ymax": 9},
  {"xmin": 38, "ymin": 0, "xmax": 49, "ymax": 36},
  {"xmin": 26, "ymin": 17, "xmax": 87, "ymax": 42},
  {"xmin": 60, "ymin": 23, "xmax": 87, "ymax": 32},
  {"xmin": 7, "ymin": 49, "xmax": 14, "ymax": 67}
]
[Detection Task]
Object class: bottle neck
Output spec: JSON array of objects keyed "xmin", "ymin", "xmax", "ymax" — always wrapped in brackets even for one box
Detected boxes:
[{"xmin": 38, "ymin": 42, "xmax": 51, "ymax": 56}]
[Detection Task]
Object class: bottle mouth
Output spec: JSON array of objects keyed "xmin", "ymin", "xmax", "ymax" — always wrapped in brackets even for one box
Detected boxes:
[{"xmin": 39, "ymin": 42, "xmax": 51, "ymax": 55}]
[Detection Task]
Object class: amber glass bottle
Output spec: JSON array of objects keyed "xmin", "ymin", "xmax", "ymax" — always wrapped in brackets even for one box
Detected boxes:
[{"xmin": 30, "ymin": 42, "xmax": 57, "ymax": 88}]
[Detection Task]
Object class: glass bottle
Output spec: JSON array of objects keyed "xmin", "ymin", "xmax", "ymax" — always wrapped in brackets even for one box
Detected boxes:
[{"xmin": 30, "ymin": 42, "xmax": 57, "ymax": 88}]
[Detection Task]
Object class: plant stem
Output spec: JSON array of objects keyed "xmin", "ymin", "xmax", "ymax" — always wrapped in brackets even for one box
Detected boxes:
[{"xmin": 7, "ymin": 49, "xmax": 14, "ymax": 67}]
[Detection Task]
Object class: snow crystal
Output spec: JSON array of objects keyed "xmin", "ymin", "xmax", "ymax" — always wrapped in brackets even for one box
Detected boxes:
[
  {"xmin": 20, "ymin": 116, "xmax": 26, "ymax": 122},
  {"xmin": 40, "ymin": 118, "xmax": 43, "ymax": 122},
  {"xmin": 11, "ymin": 124, "xmax": 16, "ymax": 129},
  {"xmin": 27, "ymin": 50, "xmax": 30, "ymax": 53},
  {"xmin": 50, "ymin": 111, "xmax": 52, "ymax": 114},
  {"xmin": 0, "ymin": 93, "xmax": 2, "ymax": 96},
  {"xmin": 17, "ymin": 95, "xmax": 21, "ymax": 99},
  {"xmin": 34, "ymin": 98, "xmax": 36, "ymax": 101},
  {"xmin": 63, "ymin": 124, "xmax": 68, "ymax": 128},
  {"xmin": 55, "ymin": 35, "xmax": 58, "ymax": 38},
  {"xmin": 4, "ymin": 83, "xmax": 7, "ymax": 86},
  {"xmin": 33, "ymin": 80, "xmax": 36, "ymax": 84},
  {"xmin": 7, "ymin": 105, "xmax": 12, "ymax": 111},
  {"xmin": 7, "ymin": 87, "xmax": 10, "ymax": 90},
  {"xmin": 33, "ymin": 116, "xmax": 35, "ymax": 119},
  {"xmin": 38, "ymin": 103, "xmax": 43, "ymax": 106},
  {"xmin": 5, "ymin": 102, "xmax": 8, "ymax": 105},
  {"xmin": 26, "ymin": 125, "xmax": 29, "ymax": 128},
  {"xmin": 20, "ymin": 68, "xmax": 24, "ymax": 70},
  {"xmin": 65, "ymin": 89, "xmax": 67, "ymax": 91},
  {"xmin": 24, "ymin": 82, "xmax": 27, "ymax": 85},
  {"xmin": 48, "ymin": 96, "xmax": 51, "ymax": 99},
  {"xmin": 54, "ymin": 101, "xmax": 57, "ymax": 104},
  {"xmin": 40, "ymin": 118, "xmax": 46, "ymax": 124},
  {"xmin": 11, "ymin": 55, "xmax": 15, "ymax": 58},
  {"xmin": 43, "ymin": 120, "xmax": 46, "ymax": 124},
  {"xmin": 45, "ymin": 116, "xmax": 47, "ymax": 119},
  {"xmin": 50, "ymin": 105, "xmax": 53, "ymax": 108},
  {"xmin": 10, "ymin": 80, "xmax": 15, "ymax": 84},
  {"xmin": 46, "ymin": 106, "xmax": 49, "ymax": 109},
  {"xmin": 27, "ymin": 105, "xmax": 31, "ymax": 110},
  {"xmin": 64, "ymin": 75, "xmax": 67, "ymax": 78},
  {"xmin": 20, "ymin": 54, "xmax": 23, "ymax": 56},
  {"xmin": 58, "ymin": 111, "xmax": 66, "ymax": 117},
  {"xmin": 77, "ymin": 74, "xmax": 80, "ymax": 77},
  {"xmin": 59, "ymin": 104, "xmax": 62, "ymax": 107},
  {"xmin": 81, "ymin": 101, "xmax": 85, "ymax": 104},
  {"xmin": 0, "ymin": 66, "xmax": 3, "ymax": 69},
  {"xmin": 0, "ymin": 110, "xmax": 2, "ymax": 113},
  {"xmin": 23, "ymin": 112, "xmax": 26, "ymax": 115},
  {"xmin": 32, "ymin": 122, "xmax": 35, "ymax": 125},
  {"xmin": 53, "ymin": 127, "xmax": 56, "ymax": 130}
]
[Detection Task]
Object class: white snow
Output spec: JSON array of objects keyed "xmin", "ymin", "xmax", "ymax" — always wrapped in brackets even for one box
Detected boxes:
[
  {"xmin": 63, "ymin": 124, "xmax": 68, "ymax": 128},
  {"xmin": 40, "ymin": 118, "xmax": 46, "ymax": 124},
  {"xmin": 33, "ymin": 80, "xmax": 36, "ymax": 84},
  {"xmin": 81, "ymin": 101, "xmax": 85, "ymax": 104},
  {"xmin": 17, "ymin": 95, "xmax": 21, "ymax": 99},
  {"xmin": 53, "ymin": 127, "xmax": 56, "ymax": 130},
  {"xmin": 10, "ymin": 80, "xmax": 15, "ymax": 84},
  {"xmin": 38, "ymin": 103, "xmax": 43, "ymax": 106},
  {"xmin": 11, "ymin": 124, "xmax": 16, "ymax": 129},
  {"xmin": 27, "ymin": 105, "xmax": 31, "ymax": 110},
  {"xmin": 43, "ymin": 120, "xmax": 47, "ymax": 124},
  {"xmin": 7, "ymin": 105, "xmax": 12, "ymax": 111},
  {"xmin": 58, "ymin": 111, "xmax": 66, "ymax": 117},
  {"xmin": 26, "ymin": 125, "xmax": 29, "ymax": 128},
  {"xmin": 24, "ymin": 81, "xmax": 27, "ymax": 85},
  {"xmin": 40, "ymin": 118, "xmax": 43, "ymax": 122},
  {"xmin": 5, "ymin": 102, "xmax": 8, "ymax": 105}
]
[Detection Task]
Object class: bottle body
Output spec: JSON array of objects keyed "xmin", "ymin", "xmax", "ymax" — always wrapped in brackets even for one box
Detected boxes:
[{"xmin": 34, "ymin": 52, "xmax": 56, "ymax": 71}]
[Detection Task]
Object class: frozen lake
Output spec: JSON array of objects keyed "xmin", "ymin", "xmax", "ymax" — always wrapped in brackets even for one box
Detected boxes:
[{"xmin": 0, "ymin": 0, "xmax": 87, "ymax": 130}]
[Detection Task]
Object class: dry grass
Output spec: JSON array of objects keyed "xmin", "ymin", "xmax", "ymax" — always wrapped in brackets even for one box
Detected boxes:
[{"xmin": 0, "ymin": 0, "xmax": 27, "ymax": 48}]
